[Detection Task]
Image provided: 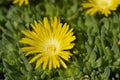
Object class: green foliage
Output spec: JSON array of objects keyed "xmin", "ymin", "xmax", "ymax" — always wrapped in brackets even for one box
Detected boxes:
[{"xmin": 0, "ymin": 0, "xmax": 120, "ymax": 80}]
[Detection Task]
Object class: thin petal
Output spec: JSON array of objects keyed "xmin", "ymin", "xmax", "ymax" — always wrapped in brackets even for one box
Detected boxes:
[
  {"xmin": 58, "ymin": 57, "xmax": 67, "ymax": 69},
  {"xmin": 58, "ymin": 51, "xmax": 72, "ymax": 61},
  {"xmin": 43, "ymin": 56, "xmax": 49, "ymax": 70},
  {"xmin": 52, "ymin": 56, "xmax": 57, "ymax": 68},
  {"xmin": 29, "ymin": 53, "xmax": 44, "ymax": 63},
  {"xmin": 21, "ymin": 47, "xmax": 36, "ymax": 52},
  {"xmin": 82, "ymin": 3, "xmax": 95, "ymax": 8},
  {"xmin": 61, "ymin": 43, "xmax": 75, "ymax": 50},
  {"xmin": 25, "ymin": 0, "xmax": 29, "ymax": 5},
  {"xmin": 86, "ymin": 7, "xmax": 98, "ymax": 15},
  {"xmin": 48, "ymin": 57, "xmax": 52, "ymax": 70},
  {"xmin": 22, "ymin": 30, "xmax": 34, "ymax": 39},
  {"xmin": 13, "ymin": 0, "xmax": 19, "ymax": 4},
  {"xmin": 19, "ymin": 38, "xmax": 36, "ymax": 46},
  {"xmin": 25, "ymin": 49, "xmax": 42, "ymax": 56},
  {"xmin": 35, "ymin": 56, "xmax": 45, "ymax": 69},
  {"xmin": 19, "ymin": 0, "xmax": 24, "ymax": 6}
]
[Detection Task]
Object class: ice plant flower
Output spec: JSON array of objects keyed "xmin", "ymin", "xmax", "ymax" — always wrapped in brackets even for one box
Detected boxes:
[
  {"xmin": 13, "ymin": 0, "xmax": 29, "ymax": 6},
  {"xmin": 82, "ymin": 0, "xmax": 120, "ymax": 16},
  {"xmin": 19, "ymin": 17, "xmax": 76, "ymax": 70}
]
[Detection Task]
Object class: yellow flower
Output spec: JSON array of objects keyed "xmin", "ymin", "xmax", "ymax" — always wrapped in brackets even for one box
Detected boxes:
[
  {"xmin": 13, "ymin": 0, "xmax": 29, "ymax": 6},
  {"xmin": 19, "ymin": 17, "xmax": 76, "ymax": 70},
  {"xmin": 82, "ymin": 0, "xmax": 120, "ymax": 16}
]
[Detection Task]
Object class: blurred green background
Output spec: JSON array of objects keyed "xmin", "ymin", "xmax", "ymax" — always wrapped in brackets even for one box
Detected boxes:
[{"xmin": 0, "ymin": 0, "xmax": 120, "ymax": 80}]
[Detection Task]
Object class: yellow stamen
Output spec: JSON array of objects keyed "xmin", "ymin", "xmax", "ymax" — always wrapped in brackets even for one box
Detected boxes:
[{"xmin": 47, "ymin": 44, "xmax": 56, "ymax": 54}]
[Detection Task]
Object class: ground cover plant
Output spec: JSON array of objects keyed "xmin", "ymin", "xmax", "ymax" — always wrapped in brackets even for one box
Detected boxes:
[{"xmin": 0, "ymin": 0, "xmax": 120, "ymax": 80}]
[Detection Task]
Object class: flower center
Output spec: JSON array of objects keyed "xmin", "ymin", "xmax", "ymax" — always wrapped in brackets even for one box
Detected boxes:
[
  {"xmin": 97, "ymin": 0, "xmax": 111, "ymax": 9},
  {"xmin": 47, "ymin": 44, "xmax": 56, "ymax": 54}
]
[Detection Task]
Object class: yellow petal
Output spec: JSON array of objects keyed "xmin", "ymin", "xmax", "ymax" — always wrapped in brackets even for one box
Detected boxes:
[
  {"xmin": 82, "ymin": 3, "xmax": 95, "ymax": 8},
  {"xmin": 13, "ymin": 0, "xmax": 19, "ymax": 4},
  {"xmin": 54, "ymin": 23, "xmax": 62, "ymax": 39},
  {"xmin": 25, "ymin": 0, "xmax": 29, "ymax": 5},
  {"xmin": 35, "ymin": 56, "xmax": 44, "ymax": 69},
  {"xmin": 61, "ymin": 43, "xmax": 75, "ymax": 50},
  {"xmin": 29, "ymin": 53, "xmax": 44, "ymax": 63},
  {"xmin": 48, "ymin": 57, "xmax": 52, "ymax": 70},
  {"xmin": 21, "ymin": 47, "xmax": 35, "ymax": 52},
  {"xmin": 52, "ymin": 56, "xmax": 57, "ymax": 68},
  {"xmin": 43, "ymin": 56, "xmax": 49, "ymax": 70},
  {"xmin": 19, "ymin": 0, "xmax": 24, "ymax": 6},
  {"xmin": 59, "ymin": 57, "xmax": 67, "ymax": 69},
  {"xmin": 44, "ymin": 18, "xmax": 52, "ymax": 38},
  {"xmin": 58, "ymin": 51, "xmax": 72, "ymax": 61},
  {"xmin": 21, "ymin": 30, "xmax": 34, "ymax": 39},
  {"xmin": 44, "ymin": 17, "xmax": 50, "ymax": 29},
  {"xmin": 53, "ymin": 56, "xmax": 60, "ymax": 68},
  {"xmin": 53, "ymin": 17, "xmax": 58, "ymax": 29},
  {"xmin": 86, "ymin": 7, "xmax": 98, "ymax": 15},
  {"xmin": 65, "ymin": 28, "xmax": 73, "ymax": 37},
  {"xmin": 55, "ymin": 56, "xmax": 60, "ymax": 68},
  {"xmin": 57, "ymin": 23, "xmax": 69, "ymax": 40},
  {"xmin": 19, "ymin": 38, "xmax": 35, "ymax": 46}
]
